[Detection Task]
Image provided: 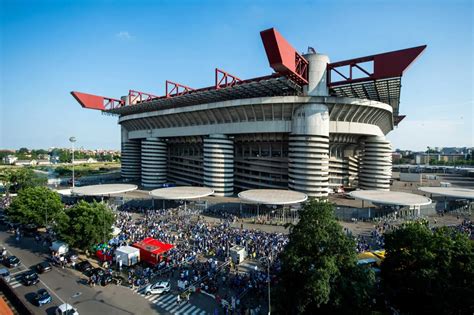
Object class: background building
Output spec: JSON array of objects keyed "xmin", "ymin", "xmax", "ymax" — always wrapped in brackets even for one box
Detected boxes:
[{"xmin": 72, "ymin": 28, "xmax": 426, "ymax": 197}]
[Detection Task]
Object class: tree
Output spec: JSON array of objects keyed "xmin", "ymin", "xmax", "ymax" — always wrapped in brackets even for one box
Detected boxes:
[
  {"xmin": 381, "ymin": 222, "xmax": 474, "ymax": 314},
  {"xmin": 55, "ymin": 201, "xmax": 115, "ymax": 251},
  {"xmin": 0, "ymin": 167, "xmax": 47, "ymax": 194},
  {"xmin": 275, "ymin": 199, "xmax": 375, "ymax": 314},
  {"xmin": 6, "ymin": 186, "xmax": 63, "ymax": 226}
]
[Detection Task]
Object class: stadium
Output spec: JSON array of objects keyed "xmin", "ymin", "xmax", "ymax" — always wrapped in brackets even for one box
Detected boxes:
[{"xmin": 71, "ymin": 28, "xmax": 426, "ymax": 197}]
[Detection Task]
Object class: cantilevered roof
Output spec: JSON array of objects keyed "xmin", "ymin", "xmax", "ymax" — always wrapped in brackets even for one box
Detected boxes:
[
  {"xmin": 71, "ymin": 184, "xmax": 138, "ymax": 196},
  {"xmin": 105, "ymin": 76, "xmax": 301, "ymax": 116},
  {"xmin": 349, "ymin": 190, "xmax": 431, "ymax": 207},
  {"xmin": 238, "ymin": 189, "xmax": 308, "ymax": 205},
  {"xmin": 329, "ymin": 78, "xmax": 401, "ymax": 116},
  {"xmin": 149, "ymin": 186, "xmax": 214, "ymax": 200},
  {"xmin": 419, "ymin": 187, "xmax": 474, "ymax": 200}
]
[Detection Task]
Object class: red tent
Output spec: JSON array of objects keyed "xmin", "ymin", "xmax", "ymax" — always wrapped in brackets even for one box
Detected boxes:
[{"xmin": 132, "ymin": 237, "xmax": 174, "ymax": 266}]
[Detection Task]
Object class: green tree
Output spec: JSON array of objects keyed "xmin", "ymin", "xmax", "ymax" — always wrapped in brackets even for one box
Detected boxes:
[
  {"xmin": 0, "ymin": 167, "xmax": 47, "ymax": 194},
  {"xmin": 381, "ymin": 223, "xmax": 474, "ymax": 314},
  {"xmin": 55, "ymin": 201, "xmax": 115, "ymax": 251},
  {"xmin": 6, "ymin": 186, "xmax": 63, "ymax": 226},
  {"xmin": 275, "ymin": 200, "xmax": 375, "ymax": 314}
]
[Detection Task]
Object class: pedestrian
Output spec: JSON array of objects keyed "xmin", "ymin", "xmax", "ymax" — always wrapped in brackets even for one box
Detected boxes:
[
  {"xmin": 177, "ymin": 294, "xmax": 181, "ymax": 305},
  {"xmin": 119, "ymin": 259, "xmax": 123, "ymax": 272},
  {"xmin": 186, "ymin": 292, "xmax": 190, "ymax": 304}
]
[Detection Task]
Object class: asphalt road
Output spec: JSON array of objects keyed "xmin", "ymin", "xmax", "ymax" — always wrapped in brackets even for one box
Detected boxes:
[{"xmin": 0, "ymin": 228, "xmax": 218, "ymax": 315}]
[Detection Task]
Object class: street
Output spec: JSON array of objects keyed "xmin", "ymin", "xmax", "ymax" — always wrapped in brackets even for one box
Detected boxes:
[{"xmin": 0, "ymin": 228, "xmax": 217, "ymax": 315}]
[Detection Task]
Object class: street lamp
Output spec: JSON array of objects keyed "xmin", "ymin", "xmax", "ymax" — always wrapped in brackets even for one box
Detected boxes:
[{"xmin": 69, "ymin": 137, "xmax": 76, "ymax": 188}]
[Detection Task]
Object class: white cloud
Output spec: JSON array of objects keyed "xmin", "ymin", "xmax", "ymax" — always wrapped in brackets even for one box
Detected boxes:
[{"xmin": 116, "ymin": 31, "xmax": 132, "ymax": 40}]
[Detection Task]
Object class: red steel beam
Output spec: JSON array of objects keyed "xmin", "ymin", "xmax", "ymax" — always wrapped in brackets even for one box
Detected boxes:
[
  {"xmin": 327, "ymin": 45, "xmax": 427, "ymax": 86},
  {"xmin": 128, "ymin": 90, "xmax": 159, "ymax": 105},
  {"xmin": 215, "ymin": 68, "xmax": 241, "ymax": 89},
  {"xmin": 165, "ymin": 80, "xmax": 194, "ymax": 98},
  {"xmin": 260, "ymin": 28, "xmax": 308, "ymax": 85},
  {"xmin": 71, "ymin": 91, "xmax": 124, "ymax": 110}
]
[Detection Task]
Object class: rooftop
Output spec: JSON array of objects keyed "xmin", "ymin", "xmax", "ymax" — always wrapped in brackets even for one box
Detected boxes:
[
  {"xmin": 238, "ymin": 189, "xmax": 308, "ymax": 205},
  {"xmin": 71, "ymin": 184, "xmax": 138, "ymax": 196},
  {"xmin": 349, "ymin": 190, "xmax": 432, "ymax": 207},
  {"xmin": 149, "ymin": 186, "xmax": 214, "ymax": 200}
]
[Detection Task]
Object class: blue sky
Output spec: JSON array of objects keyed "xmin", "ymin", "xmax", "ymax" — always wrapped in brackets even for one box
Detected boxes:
[{"xmin": 0, "ymin": 0, "xmax": 472, "ymax": 151}]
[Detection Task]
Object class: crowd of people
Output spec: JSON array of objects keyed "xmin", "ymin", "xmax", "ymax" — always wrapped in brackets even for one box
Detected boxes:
[{"xmin": 103, "ymin": 203, "xmax": 288, "ymax": 312}]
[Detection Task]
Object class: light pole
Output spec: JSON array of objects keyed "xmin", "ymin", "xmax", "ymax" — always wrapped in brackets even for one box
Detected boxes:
[
  {"xmin": 69, "ymin": 137, "xmax": 76, "ymax": 188},
  {"xmin": 267, "ymin": 253, "xmax": 272, "ymax": 315}
]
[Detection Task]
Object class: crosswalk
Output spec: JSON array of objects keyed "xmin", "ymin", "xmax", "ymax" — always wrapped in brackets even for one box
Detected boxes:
[
  {"xmin": 8, "ymin": 276, "xmax": 23, "ymax": 289},
  {"xmin": 131, "ymin": 288, "xmax": 207, "ymax": 314}
]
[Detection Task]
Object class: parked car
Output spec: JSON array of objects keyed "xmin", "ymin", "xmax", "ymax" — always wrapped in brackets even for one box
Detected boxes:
[
  {"xmin": 56, "ymin": 303, "xmax": 79, "ymax": 315},
  {"xmin": 65, "ymin": 251, "xmax": 78, "ymax": 262},
  {"xmin": 0, "ymin": 268, "xmax": 11, "ymax": 282},
  {"xmin": 33, "ymin": 288, "xmax": 52, "ymax": 306},
  {"xmin": 22, "ymin": 270, "xmax": 39, "ymax": 286},
  {"xmin": 3, "ymin": 256, "xmax": 20, "ymax": 268},
  {"xmin": 36, "ymin": 261, "xmax": 52, "ymax": 274},
  {"xmin": 144, "ymin": 281, "xmax": 171, "ymax": 295},
  {"xmin": 76, "ymin": 260, "xmax": 93, "ymax": 274},
  {"xmin": 22, "ymin": 224, "xmax": 38, "ymax": 237}
]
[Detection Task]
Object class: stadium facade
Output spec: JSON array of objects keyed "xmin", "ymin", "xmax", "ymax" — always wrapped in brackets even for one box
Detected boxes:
[{"xmin": 72, "ymin": 28, "xmax": 426, "ymax": 197}]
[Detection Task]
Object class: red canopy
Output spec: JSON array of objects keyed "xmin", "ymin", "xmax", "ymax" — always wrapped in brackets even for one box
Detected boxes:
[{"xmin": 133, "ymin": 237, "xmax": 174, "ymax": 256}]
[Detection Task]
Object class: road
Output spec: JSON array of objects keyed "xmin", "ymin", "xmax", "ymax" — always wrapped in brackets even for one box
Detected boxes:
[{"xmin": 0, "ymin": 228, "xmax": 218, "ymax": 315}]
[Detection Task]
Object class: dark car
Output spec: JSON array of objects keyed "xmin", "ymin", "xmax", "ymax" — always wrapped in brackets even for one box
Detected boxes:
[
  {"xmin": 33, "ymin": 288, "xmax": 52, "ymax": 306},
  {"xmin": 65, "ymin": 251, "xmax": 78, "ymax": 263},
  {"xmin": 22, "ymin": 224, "xmax": 38, "ymax": 237},
  {"xmin": 3, "ymin": 256, "xmax": 20, "ymax": 268},
  {"xmin": 76, "ymin": 260, "xmax": 93, "ymax": 274},
  {"xmin": 22, "ymin": 270, "xmax": 39, "ymax": 286},
  {"xmin": 36, "ymin": 261, "xmax": 52, "ymax": 274}
]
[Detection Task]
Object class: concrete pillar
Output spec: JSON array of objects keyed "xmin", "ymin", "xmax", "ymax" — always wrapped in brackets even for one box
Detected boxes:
[
  {"xmin": 141, "ymin": 138, "xmax": 167, "ymax": 188},
  {"xmin": 303, "ymin": 52, "xmax": 330, "ymax": 96},
  {"xmin": 203, "ymin": 134, "xmax": 234, "ymax": 196},
  {"xmin": 359, "ymin": 136, "xmax": 392, "ymax": 191},
  {"xmin": 289, "ymin": 103, "xmax": 330, "ymax": 198},
  {"xmin": 120, "ymin": 128, "xmax": 141, "ymax": 180}
]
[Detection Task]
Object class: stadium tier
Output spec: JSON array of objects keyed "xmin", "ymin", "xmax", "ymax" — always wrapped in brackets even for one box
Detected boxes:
[{"xmin": 71, "ymin": 28, "xmax": 426, "ymax": 197}]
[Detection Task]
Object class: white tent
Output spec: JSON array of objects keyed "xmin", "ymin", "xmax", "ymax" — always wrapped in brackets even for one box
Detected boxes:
[{"xmin": 115, "ymin": 246, "xmax": 140, "ymax": 266}]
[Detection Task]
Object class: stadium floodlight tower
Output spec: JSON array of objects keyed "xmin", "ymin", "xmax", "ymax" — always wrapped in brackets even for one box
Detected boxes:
[
  {"xmin": 69, "ymin": 136, "xmax": 76, "ymax": 188},
  {"xmin": 70, "ymin": 28, "xmax": 426, "ymax": 197}
]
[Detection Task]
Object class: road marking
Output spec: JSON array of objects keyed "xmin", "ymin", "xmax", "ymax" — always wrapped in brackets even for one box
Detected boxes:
[
  {"xmin": 0, "ymin": 242, "xmax": 66, "ymax": 305},
  {"xmin": 176, "ymin": 304, "xmax": 194, "ymax": 314}
]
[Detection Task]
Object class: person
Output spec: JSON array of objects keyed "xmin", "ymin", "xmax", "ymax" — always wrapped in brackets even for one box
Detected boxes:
[
  {"xmin": 119, "ymin": 259, "xmax": 123, "ymax": 272},
  {"xmin": 176, "ymin": 294, "xmax": 181, "ymax": 305},
  {"xmin": 1, "ymin": 247, "xmax": 6, "ymax": 258},
  {"xmin": 186, "ymin": 292, "xmax": 190, "ymax": 304}
]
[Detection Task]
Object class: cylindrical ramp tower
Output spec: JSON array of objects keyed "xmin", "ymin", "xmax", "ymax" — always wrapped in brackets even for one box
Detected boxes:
[
  {"xmin": 203, "ymin": 134, "xmax": 234, "ymax": 196},
  {"xmin": 121, "ymin": 139, "xmax": 141, "ymax": 180},
  {"xmin": 141, "ymin": 138, "xmax": 167, "ymax": 188},
  {"xmin": 359, "ymin": 136, "xmax": 392, "ymax": 190},
  {"xmin": 289, "ymin": 103, "xmax": 330, "ymax": 198}
]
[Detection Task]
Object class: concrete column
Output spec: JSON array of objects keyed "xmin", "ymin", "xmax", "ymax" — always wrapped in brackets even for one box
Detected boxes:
[
  {"xmin": 141, "ymin": 138, "xmax": 167, "ymax": 188},
  {"xmin": 289, "ymin": 103, "xmax": 330, "ymax": 198},
  {"xmin": 359, "ymin": 136, "xmax": 392, "ymax": 191},
  {"xmin": 303, "ymin": 52, "xmax": 330, "ymax": 96},
  {"xmin": 203, "ymin": 134, "xmax": 234, "ymax": 196},
  {"xmin": 121, "ymin": 139, "xmax": 141, "ymax": 180}
]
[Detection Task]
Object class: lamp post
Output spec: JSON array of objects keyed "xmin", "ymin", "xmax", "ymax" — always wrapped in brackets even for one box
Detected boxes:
[
  {"xmin": 69, "ymin": 137, "xmax": 77, "ymax": 188},
  {"xmin": 267, "ymin": 253, "xmax": 272, "ymax": 315}
]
